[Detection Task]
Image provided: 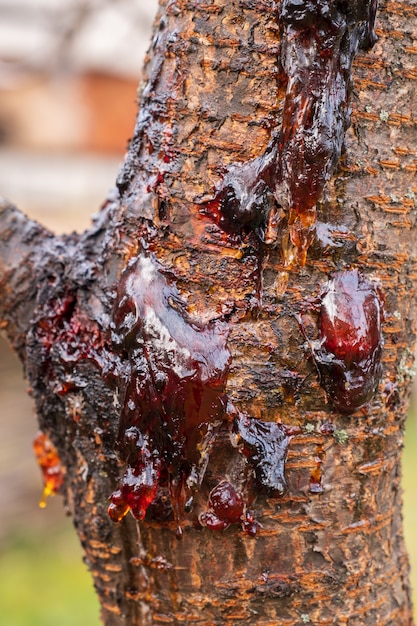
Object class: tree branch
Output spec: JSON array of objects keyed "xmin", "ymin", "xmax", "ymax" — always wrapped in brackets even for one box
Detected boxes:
[{"xmin": 0, "ymin": 198, "xmax": 54, "ymax": 356}]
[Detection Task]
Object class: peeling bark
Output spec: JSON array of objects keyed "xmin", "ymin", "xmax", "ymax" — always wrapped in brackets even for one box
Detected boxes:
[{"xmin": 1, "ymin": 1, "xmax": 417, "ymax": 624}]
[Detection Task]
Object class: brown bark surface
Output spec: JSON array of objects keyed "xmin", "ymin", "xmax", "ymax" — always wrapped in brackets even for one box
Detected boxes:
[{"xmin": 1, "ymin": 1, "xmax": 417, "ymax": 625}]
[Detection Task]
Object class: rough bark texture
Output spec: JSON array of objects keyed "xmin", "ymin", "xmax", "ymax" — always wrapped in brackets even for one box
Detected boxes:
[{"xmin": 1, "ymin": 1, "xmax": 417, "ymax": 625}]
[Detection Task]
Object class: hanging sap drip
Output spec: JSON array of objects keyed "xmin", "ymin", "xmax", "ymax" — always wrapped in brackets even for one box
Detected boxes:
[
  {"xmin": 108, "ymin": 253, "xmax": 231, "ymax": 527},
  {"xmin": 202, "ymin": 0, "xmax": 378, "ymax": 266},
  {"xmin": 33, "ymin": 431, "xmax": 64, "ymax": 508}
]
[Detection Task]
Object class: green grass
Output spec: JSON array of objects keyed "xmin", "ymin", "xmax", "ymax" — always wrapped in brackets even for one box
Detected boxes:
[
  {"xmin": 402, "ymin": 402, "xmax": 417, "ymax": 620},
  {"xmin": 0, "ymin": 519, "xmax": 100, "ymax": 626}
]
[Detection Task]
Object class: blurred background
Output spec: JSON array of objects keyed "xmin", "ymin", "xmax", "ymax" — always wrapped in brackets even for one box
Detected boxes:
[
  {"xmin": 0, "ymin": 1, "xmax": 416, "ymax": 624},
  {"xmin": 0, "ymin": 1, "xmax": 158, "ymax": 624}
]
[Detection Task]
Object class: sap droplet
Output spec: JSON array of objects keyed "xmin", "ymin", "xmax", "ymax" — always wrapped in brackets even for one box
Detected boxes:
[
  {"xmin": 199, "ymin": 480, "xmax": 244, "ymax": 532},
  {"xmin": 33, "ymin": 431, "xmax": 64, "ymax": 507}
]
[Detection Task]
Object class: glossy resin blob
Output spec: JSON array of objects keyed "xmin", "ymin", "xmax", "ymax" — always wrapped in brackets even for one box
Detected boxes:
[
  {"xmin": 313, "ymin": 269, "xmax": 384, "ymax": 413},
  {"xmin": 108, "ymin": 253, "xmax": 231, "ymax": 530},
  {"xmin": 199, "ymin": 480, "xmax": 245, "ymax": 532}
]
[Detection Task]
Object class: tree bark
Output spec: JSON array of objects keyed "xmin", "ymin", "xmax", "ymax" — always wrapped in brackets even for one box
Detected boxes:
[{"xmin": 1, "ymin": 0, "xmax": 417, "ymax": 624}]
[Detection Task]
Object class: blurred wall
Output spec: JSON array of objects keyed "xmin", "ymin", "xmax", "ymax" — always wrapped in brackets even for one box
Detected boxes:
[
  {"xmin": 0, "ymin": 0, "xmax": 158, "ymax": 232},
  {"xmin": 0, "ymin": 0, "xmax": 157, "ymax": 146}
]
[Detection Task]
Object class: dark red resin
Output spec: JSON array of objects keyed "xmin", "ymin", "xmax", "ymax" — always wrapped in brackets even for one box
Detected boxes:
[
  {"xmin": 278, "ymin": 0, "xmax": 378, "ymax": 264},
  {"xmin": 203, "ymin": 0, "xmax": 378, "ymax": 265},
  {"xmin": 234, "ymin": 414, "xmax": 292, "ymax": 494},
  {"xmin": 107, "ymin": 253, "xmax": 303, "ymax": 530},
  {"xmin": 199, "ymin": 481, "xmax": 244, "ymax": 531},
  {"xmin": 30, "ymin": 291, "xmax": 109, "ymax": 393},
  {"xmin": 108, "ymin": 253, "xmax": 231, "ymax": 525},
  {"xmin": 242, "ymin": 510, "xmax": 260, "ymax": 537},
  {"xmin": 313, "ymin": 269, "xmax": 383, "ymax": 413}
]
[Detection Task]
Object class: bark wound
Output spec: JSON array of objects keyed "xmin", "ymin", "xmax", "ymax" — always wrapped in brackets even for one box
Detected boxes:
[
  {"xmin": 28, "ymin": 290, "xmax": 109, "ymax": 393},
  {"xmin": 108, "ymin": 253, "xmax": 231, "ymax": 533},
  {"xmin": 203, "ymin": 0, "xmax": 378, "ymax": 266},
  {"xmin": 107, "ymin": 252, "xmax": 297, "ymax": 534}
]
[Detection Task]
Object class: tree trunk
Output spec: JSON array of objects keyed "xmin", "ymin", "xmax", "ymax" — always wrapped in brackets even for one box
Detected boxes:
[{"xmin": 1, "ymin": 0, "xmax": 416, "ymax": 624}]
